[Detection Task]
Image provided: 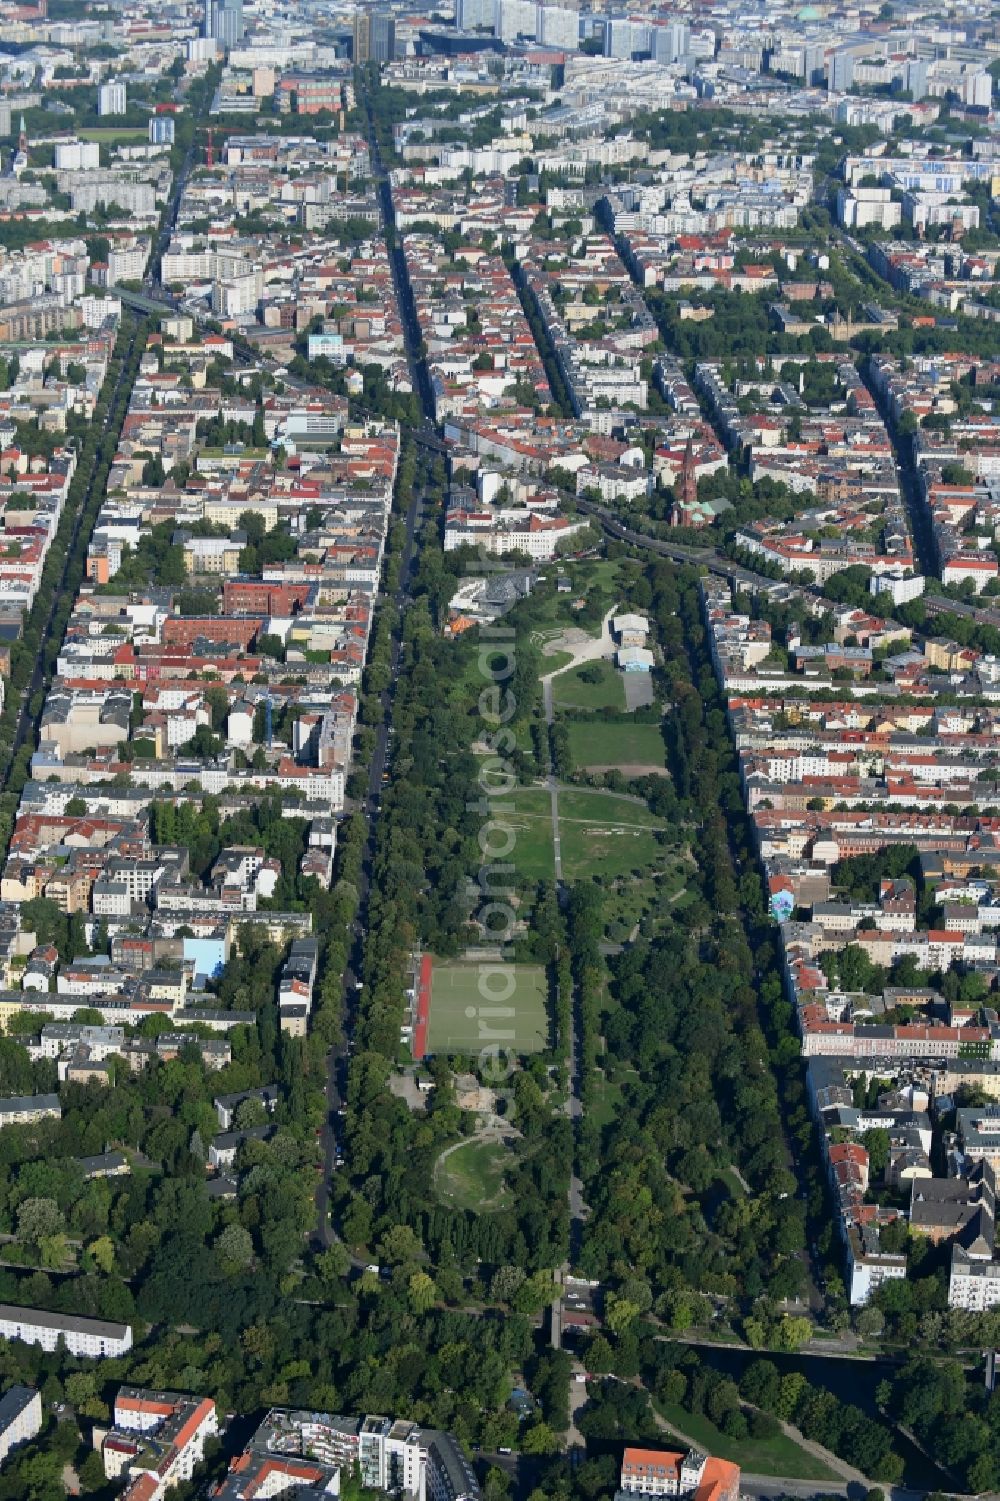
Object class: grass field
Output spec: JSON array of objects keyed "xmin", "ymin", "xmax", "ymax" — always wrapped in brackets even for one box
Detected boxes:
[
  {"xmin": 79, "ymin": 128, "xmax": 149, "ymax": 143},
  {"xmin": 504, "ymin": 786, "xmax": 669, "ymax": 884},
  {"xmin": 557, "ymin": 788, "xmax": 668, "ymax": 881},
  {"xmin": 656, "ymin": 1404, "xmax": 836, "ymax": 1482},
  {"xmin": 505, "ymin": 787, "xmax": 557, "ymax": 882},
  {"xmin": 552, "ymin": 659, "xmax": 625, "ymax": 712},
  {"xmin": 434, "ymin": 1138, "xmax": 513, "ymax": 1212},
  {"xmin": 426, "ymin": 958, "xmax": 549, "ymax": 1054},
  {"xmin": 565, "ymin": 719, "xmax": 665, "ymax": 770}
]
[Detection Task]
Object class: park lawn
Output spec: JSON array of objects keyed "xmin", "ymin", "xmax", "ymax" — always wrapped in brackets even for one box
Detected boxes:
[
  {"xmin": 454, "ymin": 648, "xmax": 540, "ymax": 748},
  {"xmin": 656, "ymin": 1403, "xmax": 837, "ymax": 1482},
  {"xmin": 560, "ymin": 823, "xmax": 664, "ymax": 882},
  {"xmin": 540, "ymin": 649, "xmax": 574, "ymax": 675},
  {"xmin": 506, "ymin": 786, "xmax": 670, "ymax": 885},
  {"xmin": 588, "ymin": 1074, "xmax": 622, "ymax": 1130},
  {"xmin": 599, "ymin": 858, "xmax": 690, "ymax": 938},
  {"xmin": 564, "ymin": 718, "xmax": 665, "ymax": 770},
  {"xmin": 560, "ymin": 787, "xmax": 665, "ymax": 826},
  {"xmin": 590, "ymin": 1064, "xmax": 639, "ymax": 1130},
  {"xmin": 434, "ymin": 1138, "xmax": 513, "ymax": 1212},
  {"xmin": 717, "ymin": 1166, "xmax": 747, "ymax": 1197},
  {"xmin": 552, "ymin": 788, "xmax": 669, "ymax": 883},
  {"xmin": 552, "ymin": 659, "xmax": 625, "ymax": 712},
  {"xmin": 507, "ymin": 787, "xmax": 557, "ymax": 883},
  {"xmin": 580, "ymin": 559, "xmax": 627, "ymax": 590},
  {"xmin": 427, "ymin": 958, "xmax": 549, "ymax": 1054}
]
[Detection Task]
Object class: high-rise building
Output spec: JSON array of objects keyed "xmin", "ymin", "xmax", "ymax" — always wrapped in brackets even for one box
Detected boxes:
[
  {"xmin": 803, "ymin": 42, "xmax": 825, "ymax": 85},
  {"xmin": 963, "ymin": 69, "xmax": 992, "ymax": 109},
  {"xmin": 495, "ymin": 0, "xmax": 536, "ymax": 41},
  {"xmin": 97, "ymin": 81, "xmax": 127, "ymax": 116},
  {"xmin": 370, "ymin": 12, "xmax": 395, "ymax": 61},
  {"xmin": 149, "ymin": 116, "xmax": 175, "ymax": 145},
  {"xmin": 536, "ymin": 3, "xmax": 578, "ymax": 50},
  {"xmin": 605, "ymin": 17, "xmax": 640, "ymax": 57},
  {"xmin": 904, "ymin": 58, "xmax": 928, "ymax": 100},
  {"xmin": 353, "ymin": 11, "xmax": 371, "ymax": 61},
  {"xmin": 456, "ymin": 0, "xmax": 494, "ymax": 29},
  {"xmin": 652, "ymin": 20, "xmax": 688, "ymax": 63},
  {"xmin": 828, "ymin": 49, "xmax": 856, "ymax": 92},
  {"xmin": 354, "ymin": 10, "xmax": 395, "ymax": 62},
  {"xmin": 205, "ymin": 0, "xmax": 244, "ymax": 51}
]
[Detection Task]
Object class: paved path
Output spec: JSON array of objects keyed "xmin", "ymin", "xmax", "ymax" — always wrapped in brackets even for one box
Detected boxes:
[
  {"xmin": 566, "ymin": 1365, "xmax": 588, "ymax": 1451},
  {"xmin": 740, "ymin": 1480, "xmax": 928, "ymax": 1501},
  {"xmin": 539, "ymin": 605, "xmax": 620, "ymax": 888},
  {"xmin": 541, "ymin": 677, "xmax": 563, "ymax": 882},
  {"xmin": 539, "ymin": 605, "xmax": 619, "ymax": 680}
]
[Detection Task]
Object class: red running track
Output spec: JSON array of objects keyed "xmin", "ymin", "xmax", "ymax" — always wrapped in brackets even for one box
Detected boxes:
[{"xmin": 413, "ymin": 953, "xmax": 432, "ymax": 1060}]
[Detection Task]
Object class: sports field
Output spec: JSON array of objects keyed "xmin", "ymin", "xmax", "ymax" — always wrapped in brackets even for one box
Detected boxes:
[
  {"xmin": 79, "ymin": 128, "xmax": 150, "ymax": 143},
  {"xmin": 423, "ymin": 957, "xmax": 549, "ymax": 1055}
]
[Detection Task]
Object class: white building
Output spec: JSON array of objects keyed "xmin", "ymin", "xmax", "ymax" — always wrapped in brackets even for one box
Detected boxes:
[
  {"xmin": 537, "ymin": 4, "xmax": 578, "ymax": 49},
  {"xmin": 846, "ymin": 1229, "xmax": 908, "ymax": 1306},
  {"xmin": 98, "ymin": 81, "xmax": 127, "ymax": 116},
  {"xmin": 211, "ymin": 270, "xmax": 263, "ymax": 318},
  {"xmin": 870, "ymin": 571, "xmax": 925, "ymax": 605},
  {"xmin": 104, "ymin": 1389, "xmax": 218, "ymax": 1501},
  {"xmin": 54, "ymin": 139, "xmax": 100, "ymax": 171},
  {"xmin": 949, "ymin": 1246, "xmax": 1000, "ymax": 1311},
  {"xmin": 942, "ymin": 555, "xmax": 999, "ymax": 594},
  {"xmin": 107, "ymin": 244, "xmax": 149, "ymax": 285},
  {"xmin": 0, "ymin": 1387, "xmax": 42, "ymax": 1463},
  {"xmin": 0, "ymin": 1304, "xmax": 133, "ymax": 1357},
  {"xmin": 456, "ymin": 0, "xmax": 494, "ymax": 27},
  {"xmin": 836, "ymin": 186, "xmax": 902, "ymax": 232},
  {"xmin": 495, "ymin": 0, "xmax": 536, "ymax": 40}
]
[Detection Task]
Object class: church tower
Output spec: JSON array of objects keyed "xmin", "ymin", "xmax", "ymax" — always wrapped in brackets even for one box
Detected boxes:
[{"xmin": 679, "ymin": 435, "xmax": 698, "ymax": 509}]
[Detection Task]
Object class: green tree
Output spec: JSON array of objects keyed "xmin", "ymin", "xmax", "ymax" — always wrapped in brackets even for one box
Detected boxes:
[
  {"xmin": 216, "ymin": 1223, "xmax": 255, "ymax": 1272},
  {"xmin": 408, "ymin": 1270, "xmax": 437, "ymax": 1313},
  {"xmin": 16, "ymin": 1196, "xmax": 63, "ymax": 1247}
]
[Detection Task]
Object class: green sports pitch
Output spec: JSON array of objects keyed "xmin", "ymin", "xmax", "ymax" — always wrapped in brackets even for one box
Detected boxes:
[{"xmin": 424, "ymin": 958, "xmax": 549, "ymax": 1055}]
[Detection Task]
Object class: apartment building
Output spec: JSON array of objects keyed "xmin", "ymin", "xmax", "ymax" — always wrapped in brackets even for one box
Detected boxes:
[
  {"xmin": 618, "ymin": 1446, "xmax": 740, "ymax": 1501},
  {"xmin": 0, "ymin": 1305, "xmax": 132, "ymax": 1357},
  {"xmin": 0, "ymin": 1093, "xmax": 61, "ymax": 1126},
  {"xmin": 0, "ymin": 1386, "xmax": 42, "ymax": 1463},
  {"xmin": 103, "ymin": 1389, "xmax": 218, "ymax": 1501}
]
